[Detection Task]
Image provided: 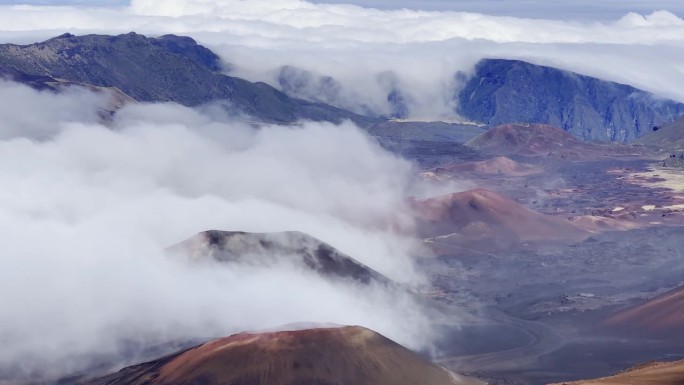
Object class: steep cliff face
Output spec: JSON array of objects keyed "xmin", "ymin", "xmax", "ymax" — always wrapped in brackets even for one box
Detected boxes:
[
  {"xmin": 0, "ymin": 33, "xmax": 377, "ymax": 126},
  {"xmin": 457, "ymin": 59, "xmax": 684, "ymax": 142}
]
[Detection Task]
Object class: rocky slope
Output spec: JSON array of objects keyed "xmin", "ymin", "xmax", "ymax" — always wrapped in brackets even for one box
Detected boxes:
[
  {"xmin": 0, "ymin": 63, "xmax": 134, "ymax": 114},
  {"xmin": 662, "ymin": 153, "xmax": 684, "ymax": 168},
  {"xmin": 466, "ymin": 123, "xmax": 644, "ymax": 159},
  {"xmin": 412, "ymin": 189, "xmax": 588, "ymax": 250},
  {"xmin": 168, "ymin": 230, "xmax": 391, "ymax": 286},
  {"xmin": 602, "ymin": 285, "xmax": 684, "ymax": 338},
  {"xmin": 548, "ymin": 359, "xmax": 684, "ymax": 385},
  {"xmin": 457, "ymin": 59, "xmax": 684, "ymax": 142},
  {"xmin": 0, "ymin": 33, "xmax": 376, "ymax": 125},
  {"xmin": 0, "ymin": 64, "xmax": 63, "ymax": 91},
  {"xmin": 80, "ymin": 326, "xmax": 483, "ymax": 385},
  {"xmin": 638, "ymin": 115, "xmax": 684, "ymax": 152}
]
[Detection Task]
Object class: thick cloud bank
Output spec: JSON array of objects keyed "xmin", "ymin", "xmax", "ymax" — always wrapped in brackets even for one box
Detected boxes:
[
  {"xmin": 0, "ymin": 83, "xmax": 433, "ymax": 383},
  {"xmin": 2, "ymin": 1, "xmax": 684, "ymax": 120}
]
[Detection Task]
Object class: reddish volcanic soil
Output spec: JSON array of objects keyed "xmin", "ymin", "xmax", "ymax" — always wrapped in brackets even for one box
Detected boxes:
[
  {"xmin": 82, "ymin": 326, "xmax": 483, "ymax": 385},
  {"xmin": 412, "ymin": 189, "xmax": 588, "ymax": 251},
  {"xmin": 548, "ymin": 359, "xmax": 684, "ymax": 385},
  {"xmin": 467, "ymin": 123, "xmax": 583, "ymax": 157},
  {"xmin": 602, "ymin": 285, "xmax": 684, "ymax": 337},
  {"xmin": 466, "ymin": 123, "xmax": 644, "ymax": 159}
]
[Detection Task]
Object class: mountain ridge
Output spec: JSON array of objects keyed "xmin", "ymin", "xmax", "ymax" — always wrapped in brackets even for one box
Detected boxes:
[
  {"xmin": 0, "ymin": 32, "xmax": 378, "ymax": 126},
  {"xmin": 457, "ymin": 59, "xmax": 684, "ymax": 142}
]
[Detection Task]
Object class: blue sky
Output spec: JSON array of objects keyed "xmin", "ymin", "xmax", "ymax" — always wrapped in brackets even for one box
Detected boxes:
[{"xmin": 0, "ymin": 0, "xmax": 683, "ymax": 20}]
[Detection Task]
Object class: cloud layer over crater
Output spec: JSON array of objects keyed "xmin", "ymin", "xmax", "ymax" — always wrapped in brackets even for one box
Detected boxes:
[
  {"xmin": 1, "ymin": 1, "xmax": 684, "ymax": 381},
  {"xmin": 0, "ymin": 83, "xmax": 436, "ymax": 383}
]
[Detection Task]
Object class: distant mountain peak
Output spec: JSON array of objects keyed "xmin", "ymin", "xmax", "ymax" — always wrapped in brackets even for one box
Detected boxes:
[
  {"xmin": 53, "ymin": 32, "xmax": 76, "ymax": 39},
  {"xmin": 457, "ymin": 58, "xmax": 684, "ymax": 142},
  {"xmin": 0, "ymin": 32, "xmax": 377, "ymax": 126}
]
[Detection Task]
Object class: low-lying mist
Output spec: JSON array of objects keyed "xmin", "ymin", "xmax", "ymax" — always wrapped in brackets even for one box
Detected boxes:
[{"xmin": 0, "ymin": 82, "xmax": 438, "ymax": 383}]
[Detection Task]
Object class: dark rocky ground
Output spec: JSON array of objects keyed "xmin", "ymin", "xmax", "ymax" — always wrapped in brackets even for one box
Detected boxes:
[
  {"xmin": 362, "ymin": 121, "xmax": 684, "ymax": 384},
  {"xmin": 421, "ymin": 205, "xmax": 684, "ymax": 384},
  {"xmin": 0, "ymin": 33, "xmax": 377, "ymax": 126},
  {"xmin": 662, "ymin": 153, "xmax": 684, "ymax": 168},
  {"xmin": 394, "ymin": 132, "xmax": 684, "ymax": 384}
]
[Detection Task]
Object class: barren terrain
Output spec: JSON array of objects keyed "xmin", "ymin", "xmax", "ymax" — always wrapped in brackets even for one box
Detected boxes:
[{"xmin": 385, "ymin": 122, "xmax": 684, "ymax": 384}]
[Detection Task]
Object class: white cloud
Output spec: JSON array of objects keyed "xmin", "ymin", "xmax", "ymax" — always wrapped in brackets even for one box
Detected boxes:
[
  {"xmin": 310, "ymin": 1, "xmax": 684, "ymax": 20},
  {"xmin": 2, "ymin": 1, "xmax": 684, "ymax": 119},
  {"xmin": 0, "ymin": 83, "xmax": 439, "ymax": 383},
  {"xmin": 616, "ymin": 9, "xmax": 684, "ymax": 27},
  {"xmin": 0, "ymin": 81, "xmax": 107, "ymax": 139}
]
